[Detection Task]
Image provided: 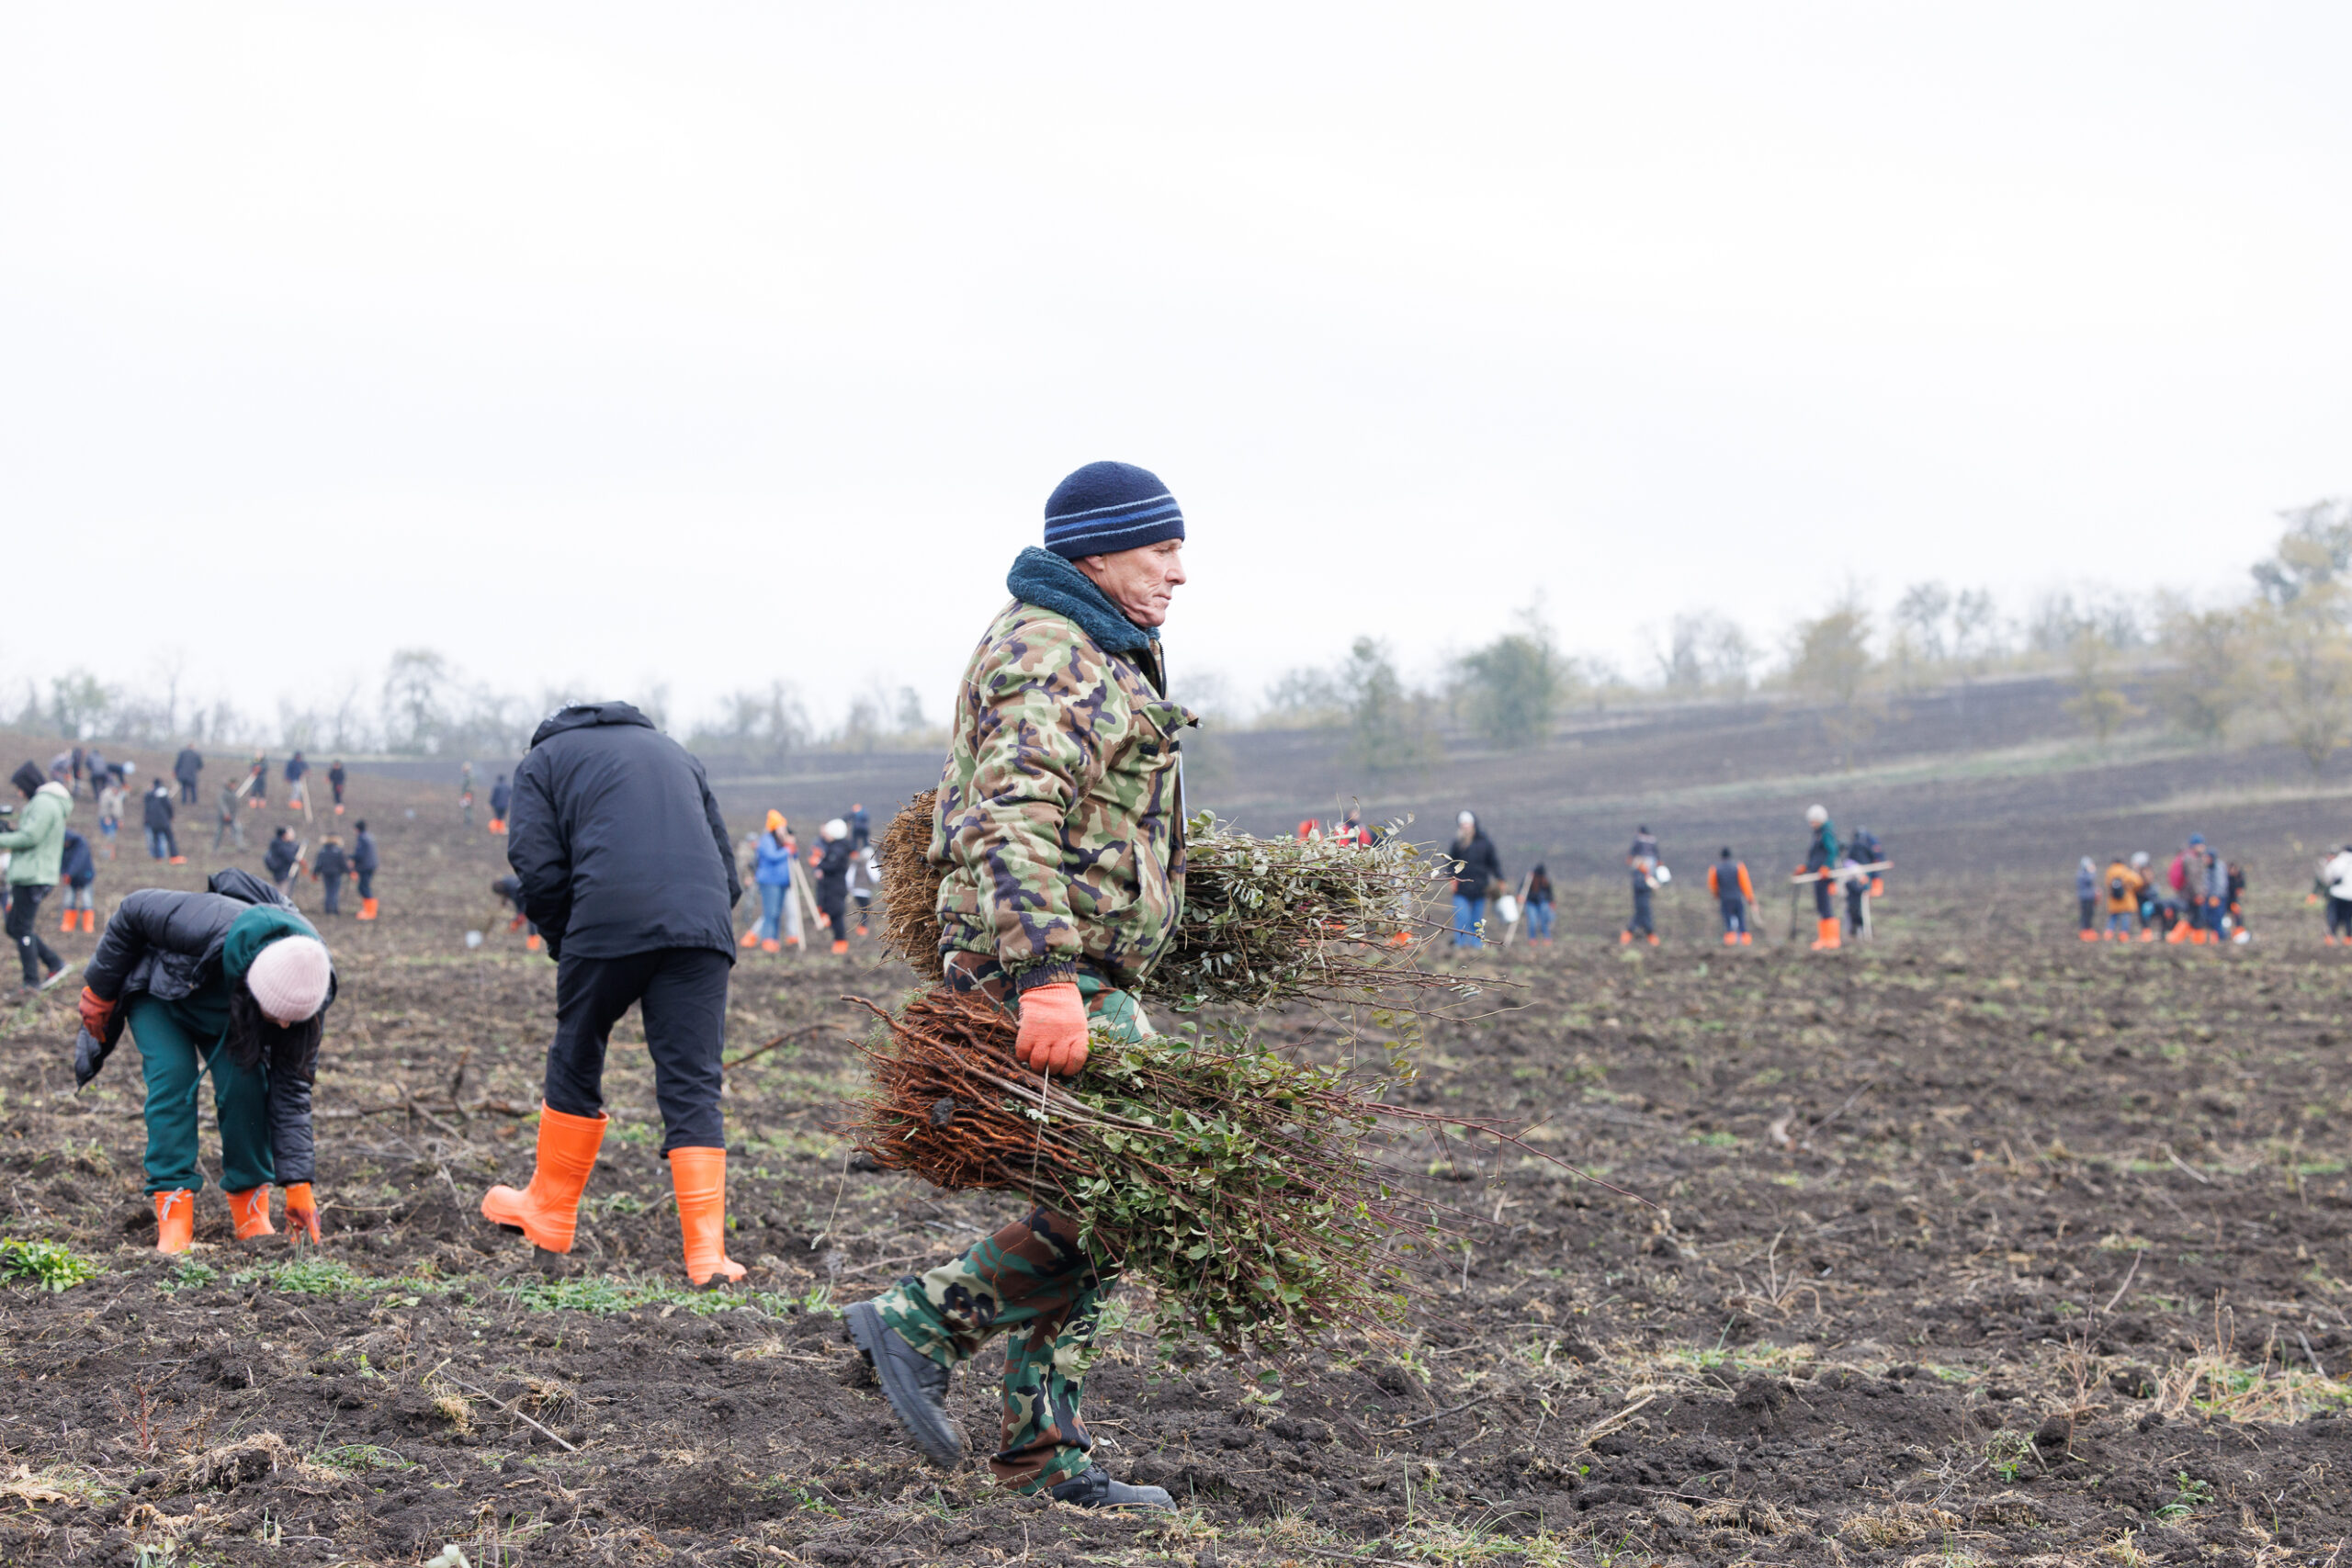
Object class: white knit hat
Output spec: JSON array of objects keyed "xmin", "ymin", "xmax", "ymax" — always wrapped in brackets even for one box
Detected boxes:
[
  {"xmin": 821, "ymin": 818, "xmax": 848, "ymax": 841},
  {"xmin": 247, "ymin": 935, "xmax": 333, "ymax": 1025}
]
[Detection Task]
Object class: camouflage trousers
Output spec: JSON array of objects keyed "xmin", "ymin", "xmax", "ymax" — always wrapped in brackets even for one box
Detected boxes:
[{"xmin": 869, "ymin": 954, "xmax": 1148, "ymax": 1491}]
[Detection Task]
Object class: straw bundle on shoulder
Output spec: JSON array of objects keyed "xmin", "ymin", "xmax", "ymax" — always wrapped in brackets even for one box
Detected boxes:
[{"xmin": 875, "ymin": 792, "xmax": 1452, "ymax": 1009}]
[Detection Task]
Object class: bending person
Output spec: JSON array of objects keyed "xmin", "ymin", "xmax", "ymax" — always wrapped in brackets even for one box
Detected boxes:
[{"xmin": 482, "ymin": 702, "xmax": 746, "ymax": 1285}]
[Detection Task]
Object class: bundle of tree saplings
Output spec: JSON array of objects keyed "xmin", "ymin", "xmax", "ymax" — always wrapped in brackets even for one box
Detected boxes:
[
  {"xmin": 847, "ymin": 988, "xmax": 1487, "ymax": 1352},
  {"xmin": 876, "ymin": 790, "xmax": 1458, "ymax": 1009}
]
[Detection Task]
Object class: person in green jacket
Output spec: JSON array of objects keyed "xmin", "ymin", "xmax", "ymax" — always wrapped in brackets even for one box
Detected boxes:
[{"xmin": 3, "ymin": 761, "xmax": 74, "ymax": 994}]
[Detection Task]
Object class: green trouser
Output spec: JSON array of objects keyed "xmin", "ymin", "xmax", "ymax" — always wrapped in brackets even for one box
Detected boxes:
[
  {"xmin": 872, "ymin": 970, "xmax": 1149, "ymax": 1492},
  {"xmin": 130, "ymin": 995, "xmax": 273, "ymax": 1195}
]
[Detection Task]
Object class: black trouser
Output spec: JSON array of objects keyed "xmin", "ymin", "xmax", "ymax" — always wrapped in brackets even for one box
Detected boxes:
[
  {"xmin": 1814, "ymin": 879, "xmax": 1836, "ymax": 919},
  {"xmin": 321, "ymin": 875, "xmax": 342, "ymax": 915},
  {"xmin": 178, "ymin": 778, "xmax": 198, "ymax": 804},
  {"xmin": 356, "ymin": 869, "xmax": 374, "ymax": 899},
  {"xmin": 544, "ymin": 947, "xmax": 730, "ymax": 1151},
  {"xmin": 820, "ymin": 891, "xmax": 847, "ymax": 937},
  {"xmin": 1628, "ymin": 884, "xmax": 1653, "ymax": 935},
  {"xmin": 6, "ymin": 886, "xmax": 61, "ymax": 987}
]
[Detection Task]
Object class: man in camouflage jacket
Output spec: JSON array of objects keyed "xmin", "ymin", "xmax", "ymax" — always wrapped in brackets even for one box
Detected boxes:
[{"xmin": 846, "ymin": 461, "xmax": 1193, "ymax": 1512}]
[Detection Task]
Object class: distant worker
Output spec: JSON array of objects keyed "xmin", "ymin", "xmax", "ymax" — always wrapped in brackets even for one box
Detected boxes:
[
  {"xmin": 484, "ymin": 700, "xmax": 747, "ymax": 1287},
  {"xmin": 1447, "ymin": 810, "xmax": 1505, "ymax": 948},
  {"xmin": 174, "ymin": 744, "xmax": 204, "ymax": 806},
  {"xmin": 2323, "ymin": 846, "xmax": 2352, "ymax": 946},
  {"xmin": 459, "ymin": 761, "xmax": 476, "ymax": 828},
  {"xmin": 1851, "ymin": 825, "xmax": 1886, "ymax": 897},
  {"xmin": 327, "ymin": 759, "xmax": 347, "ymax": 816},
  {"xmin": 74, "ymin": 867, "xmax": 334, "ymax": 1252},
  {"xmin": 849, "ymin": 841, "xmax": 880, "ymax": 938},
  {"xmin": 1331, "ymin": 808, "xmax": 1373, "ymax": 849},
  {"xmin": 488, "ymin": 773, "xmax": 512, "ymax": 835},
  {"xmin": 2075, "ymin": 857, "xmax": 2098, "ymax": 941},
  {"xmin": 284, "ymin": 751, "xmax": 310, "ymax": 815},
  {"xmin": 143, "ymin": 777, "xmax": 183, "ymax": 863},
  {"xmin": 2225, "ymin": 860, "xmax": 2249, "ymax": 943},
  {"xmin": 311, "ymin": 835, "xmax": 350, "ymax": 917},
  {"xmin": 214, "ymin": 777, "xmax": 248, "ymax": 852},
  {"xmin": 2102, "ymin": 854, "xmax": 2147, "ymax": 941},
  {"xmin": 1801, "ymin": 805, "xmax": 1841, "ymax": 952},
  {"xmin": 847, "ymin": 802, "xmax": 871, "ymax": 852},
  {"xmin": 814, "ymin": 818, "xmax": 854, "ymax": 955},
  {"xmin": 1708, "ymin": 848, "xmax": 1755, "ymax": 945},
  {"xmin": 351, "ymin": 820, "xmax": 379, "ymax": 920},
  {"xmin": 264, "ymin": 827, "xmax": 304, "ymax": 897},
  {"xmin": 742, "ymin": 810, "xmax": 800, "ymax": 953},
  {"xmin": 1622, "ymin": 826, "xmax": 1661, "ymax": 947},
  {"xmin": 245, "ymin": 750, "xmax": 268, "ymax": 809},
  {"xmin": 96, "ymin": 774, "xmax": 124, "ymax": 861},
  {"xmin": 1522, "ymin": 863, "xmax": 1555, "ymax": 942},
  {"xmin": 58, "ymin": 828, "xmax": 97, "ymax": 933},
  {"xmin": 492, "ymin": 874, "xmax": 543, "ymax": 951},
  {"xmin": 3, "ymin": 761, "xmax": 74, "ymax": 995}
]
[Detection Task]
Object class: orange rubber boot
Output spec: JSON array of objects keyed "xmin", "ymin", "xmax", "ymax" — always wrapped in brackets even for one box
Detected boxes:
[
  {"xmin": 481, "ymin": 1106, "xmax": 607, "ymax": 1253},
  {"xmin": 669, "ymin": 1147, "xmax": 746, "ymax": 1286},
  {"xmin": 1812, "ymin": 917, "xmax": 1842, "ymax": 951},
  {"xmin": 60, "ymin": 908, "xmax": 75, "ymax": 933},
  {"xmin": 761, "ymin": 939, "xmax": 780, "ymax": 953},
  {"xmin": 283, "ymin": 1182, "xmax": 321, "ymax": 1244},
  {"xmin": 830, "ymin": 938, "xmax": 848, "ymax": 955},
  {"xmin": 154, "ymin": 1190, "xmax": 196, "ymax": 1254},
  {"xmin": 738, "ymin": 927, "xmax": 761, "ymax": 949},
  {"xmin": 226, "ymin": 1185, "xmax": 276, "ymax": 1240},
  {"xmin": 82, "ymin": 908, "xmax": 96, "ymax": 932},
  {"xmin": 357, "ymin": 897, "xmax": 378, "ymax": 921},
  {"xmin": 1739, "ymin": 931, "xmax": 1753, "ymax": 945},
  {"xmin": 1722, "ymin": 931, "xmax": 1737, "ymax": 946}
]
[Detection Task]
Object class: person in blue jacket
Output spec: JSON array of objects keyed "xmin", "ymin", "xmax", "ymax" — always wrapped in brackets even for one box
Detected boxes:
[
  {"xmin": 58, "ymin": 828, "xmax": 98, "ymax": 934},
  {"xmin": 741, "ymin": 810, "xmax": 800, "ymax": 953},
  {"xmin": 489, "ymin": 774, "xmax": 513, "ymax": 835}
]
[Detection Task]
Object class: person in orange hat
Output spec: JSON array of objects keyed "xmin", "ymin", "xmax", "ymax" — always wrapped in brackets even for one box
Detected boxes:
[{"xmin": 745, "ymin": 809, "xmax": 799, "ymax": 953}]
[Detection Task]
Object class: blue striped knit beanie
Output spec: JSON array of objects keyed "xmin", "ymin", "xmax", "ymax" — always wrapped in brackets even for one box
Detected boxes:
[{"xmin": 1043, "ymin": 461, "xmax": 1185, "ymax": 559}]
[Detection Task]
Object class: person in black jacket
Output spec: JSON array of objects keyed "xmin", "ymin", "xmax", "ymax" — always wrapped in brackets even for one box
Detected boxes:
[
  {"xmin": 74, "ymin": 868, "xmax": 335, "ymax": 1252},
  {"xmin": 327, "ymin": 759, "xmax": 347, "ymax": 816},
  {"xmin": 174, "ymin": 745, "xmax": 203, "ymax": 806},
  {"xmin": 813, "ymin": 818, "xmax": 854, "ymax": 954},
  {"xmin": 351, "ymin": 821, "xmax": 379, "ymax": 919},
  {"xmin": 311, "ymin": 836, "xmax": 350, "ymax": 916},
  {"xmin": 264, "ymin": 827, "xmax": 303, "ymax": 896},
  {"xmin": 58, "ymin": 829, "xmax": 98, "ymax": 934},
  {"xmin": 1623, "ymin": 826, "xmax": 1661, "ymax": 947},
  {"xmin": 483, "ymin": 702, "xmax": 747, "ymax": 1286},
  {"xmin": 488, "ymin": 774, "xmax": 512, "ymax": 835},
  {"xmin": 1447, "ymin": 810, "xmax": 1505, "ymax": 948},
  {"xmin": 142, "ymin": 778, "xmax": 183, "ymax": 863}
]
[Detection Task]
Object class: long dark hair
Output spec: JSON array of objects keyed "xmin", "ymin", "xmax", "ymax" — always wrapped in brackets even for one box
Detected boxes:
[{"xmin": 227, "ymin": 983, "xmax": 325, "ymax": 1078}]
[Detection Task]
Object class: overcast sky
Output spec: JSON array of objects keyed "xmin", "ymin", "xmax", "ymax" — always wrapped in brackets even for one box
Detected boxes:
[{"xmin": 4, "ymin": 4, "xmax": 2347, "ymax": 735}]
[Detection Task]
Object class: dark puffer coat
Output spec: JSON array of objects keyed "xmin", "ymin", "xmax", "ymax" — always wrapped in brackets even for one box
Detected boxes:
[
  {"xmin": 78, "ymin": 869, "xmax": 334, "ymax": 1181},
  {"xmin": 506, "ymin": 703, "xmax": 740, "ymax": 962}
]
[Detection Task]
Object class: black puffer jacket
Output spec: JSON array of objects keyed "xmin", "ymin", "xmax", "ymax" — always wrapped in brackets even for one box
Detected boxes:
[
  {"xmin": 79, "ymin": 869, "xmax": 334, "ymax": 1182},
  {"xmin": 1448, "ymin": 829, "xmax": 1505, "ymax": 898},
  {"xmin": 507, "ymin": 703, "xmax": 741, "ymax": 962},
  {"xmin": 142, "ymin": 787, "xmax": 175, "ymax": 831}
]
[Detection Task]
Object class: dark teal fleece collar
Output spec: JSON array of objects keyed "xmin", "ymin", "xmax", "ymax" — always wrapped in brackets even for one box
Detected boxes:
[{"xmin": 1005, "ymin": 546, "xmax": 1157, "ymax": 655}]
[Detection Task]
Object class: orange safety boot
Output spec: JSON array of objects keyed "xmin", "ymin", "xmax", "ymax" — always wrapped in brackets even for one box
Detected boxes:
[
  {"xmin": 2077, "ymin": 929, "xmax": 2098, "ymax": 942},
  {"xmin": 831, "ymin": 938, "xmax": 849, "ymax": 955},
  {"xmin": 59, "ymin": 908, "xmax": 76, "ymax": 933},
  {"xmin": 82, "ymin": 908, "xmax": 96, "ymax": 932},
  {"xmin": 357, "ymin": 897, "xmax": 378, "ymax": 921},
  {"xmin": 1618, "ymin": 931, "xmax": 1632, "ymax": 946},
  {"xmin": 1739, "ymin": 931, "xmax": 1753, "ymax": 945},
  {"xmin": 154, "ymin": 1190, "xmax": 196, "ymax": 1254},
  {"xmin": 738, "ymin": 927, "xmax": 761, "ymax": 949},
  {"xmin": 1722, "ymin": 931, "xmax": 1737, "ymax": 946},
  {"xmin": 481, "ymin": 1106, "xmax": 607, "ymax": 1254},
  {"xmin": 226, "ymin": 1185, "xmax": 276, "ymax": 1241},
  {"xmin": 2165, "ymin": 921, "xmax": 2189, "ymax": 945},
  {"xmin": 168, "ymin": 854, "xmax": 186, "ymax": 865},
  {"xmin": 668, "ymin": 1147, "xmax": 746, "ymax": 1286},
  {"xmin": 1812, "ymin": 916, "xmax": 1842, "ymax": 952},
  {"xmin": 1646, "ymin": 933, "xmax": 1659, "ymax": 947},
  {"xmin": 282, "ymin": 1181, "xmax": 321, "ymax": 1244},
  {"xmin": 761, "ymin": 939, "xmax": 781, "ymax": 953}
]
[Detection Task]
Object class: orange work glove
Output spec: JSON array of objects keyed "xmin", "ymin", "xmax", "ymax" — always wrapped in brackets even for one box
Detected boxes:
[
  {"xmin": 282, "ymin": 1182, "xmax": 322, "ymax": 1244},
  {"xmin": 1013, "ymin": 982, "xmax": 1091, "ymax": 1078},
  {"xmin": 77, "ymin": 987, "xmax": 116, "ymax": 1039}
]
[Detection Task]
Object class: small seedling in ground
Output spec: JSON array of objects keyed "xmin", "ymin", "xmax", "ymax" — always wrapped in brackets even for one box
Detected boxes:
[
  {"xmin": 0, "ymin": 1237, "xmax": 101, "ymax": 1292},
  {"xmin": 1985, "ymin": 1429, "xmax": 2036, "ymax": 1482},
  {"xmin": 2152, "ymin": 1472, "xmax": 2213, "ymax": 1523}
]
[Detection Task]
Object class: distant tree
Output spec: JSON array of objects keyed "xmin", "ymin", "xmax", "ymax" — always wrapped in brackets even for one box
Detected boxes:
[
  {"xmin": 1340, "ymin": 637, "xmax": 1435, "ymax": 774},
  {"xmin": 2251, "ymin": 501, "xmax": 2352, "ymax": 774},
  {"xmin": 48, "ymin": 671, "xmax": 118, "ymax": 739},
  {"xmin": 1260, "ymin": 665, "xmax": 1345, "ymax": 727},
  {"xmin": 2063, "ymin": 627, "xmax": 2143, "ymax": 748},
  {"xmin": 1785, "ymin": 595, "xmax": 1876, "ymax": 768},
  {"xmin": 1656, "ymin": 611, "xmax": 1754, "ymax": 696},
  {"xmin": 2152, "ymin": 600, "xmax": 2250, "ymax": 744},
  {"xmin": 1894, "ymin": 582, "xmax": 1952, "ymax": 663},
  {"xmin": 380, "ymin": 649, "xmax": 453, "ymax": 753},
  {"xmin": 693, "ymin": 682, "xmax": 808, "ymax": 763},
  {"xmin": 1454, "ymin": 608, "xmax": 1569, "ymax": 750}
]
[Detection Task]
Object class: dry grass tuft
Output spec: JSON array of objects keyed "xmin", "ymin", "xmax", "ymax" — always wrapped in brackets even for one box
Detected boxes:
[{"xmin": 1840, "ymin": 1501, "xmax": 1963, "ymax": 1548}]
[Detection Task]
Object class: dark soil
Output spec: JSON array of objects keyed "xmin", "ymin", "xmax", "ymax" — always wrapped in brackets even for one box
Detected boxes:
[{"xmin": 2, "ymin": 764, "xmax": 2347, "ymax": 1565}]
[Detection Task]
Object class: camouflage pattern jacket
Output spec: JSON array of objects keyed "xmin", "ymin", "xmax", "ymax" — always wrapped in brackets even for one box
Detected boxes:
[{"xmin": 932, "ymin": 553, "xmax": 1193, "ymax": 992}]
